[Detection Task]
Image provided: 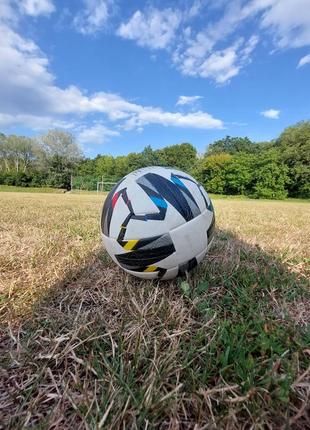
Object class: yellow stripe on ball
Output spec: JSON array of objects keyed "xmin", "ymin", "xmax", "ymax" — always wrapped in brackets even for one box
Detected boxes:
[
  {"xmin": 144, "ymin": 266, "xmax": 157, "ymax": 272},
  {"xmin": 123, "ymin": 240, "xmax": 138, "ymax": 250}
]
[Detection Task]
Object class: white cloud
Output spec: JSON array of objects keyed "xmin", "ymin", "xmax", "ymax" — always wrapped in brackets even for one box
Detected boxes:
[
  {"xmin": 195, "ymin": 0, "xmax": 310, "ymax": 51},
  {"xmin": 176, "ymin": 95, "xmax": 203, "ymax": 106},
  {"xmin": 0, "ymin": 19, "xmax": 223, "ymax": 133},
  {"xmin": 260, "ymin": 0, "xmax": 310, "ymax": 49},
  {"xmin": 187, "ymin": 0, "xmax": 205, "ymax": 19},
  {"xmin": 0, "ymin": 113, "xmax": 74, "ymax": 130},
  {"xmin": 0, "ymin": 0, "xmax": 16, "ymax": 22},
  {"xmin": 77, "ymin": 123, "xmax": 120, "ymax": 144},
  {"xmin": 194, "ymin": 0, "xmax": 310, "ymax": 51},
  {"xmin": 116, "ymin": 0, "xmax": 310, "ymax": 84},
  {"xmin": 170, "ymin": 0, "xmax": 263, "ymax": 83},
  {"xmin": 199, "ymin": 50, "xmax": 240, "ymax": 83},
  {"xmin": 261, "ymin": 109, "xmax": 280, "ymax": 119},
  {"xmin": 123, "ymin": 109, "xmax": 223, "ymax": 130},
  {"xmin": 297, "ymin": 53, "xmax": 310, "ymax": 68},
  {"xmin": 73, "ymin": 0, "xmax": 111, "ymax": 35},
  {"xmin": 175, "ymin": 36, "xmax": 259, "ymax": 84},
  {"xmin": 117, "ymin": 8, "xmax": 181, "ymax": 50},
  {"xmin": 19, "ymin": 0, "xmax": 55, "ymax": 17}
]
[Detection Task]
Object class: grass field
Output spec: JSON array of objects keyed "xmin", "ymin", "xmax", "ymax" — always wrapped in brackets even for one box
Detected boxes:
[
  {"xmin": 0, "ymin": 191, "xmax": 309, "ymax": 429},
  {"xmin": 0, "ymin": 185, "xmax": 66, "ymax": 193}
]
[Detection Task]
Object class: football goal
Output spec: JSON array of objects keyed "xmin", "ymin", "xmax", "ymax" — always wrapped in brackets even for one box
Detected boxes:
[
  {"xmin": 70, "ymin": 175, "xmax": 118, "ymax": 194},
  {"xmin": 96, "ymin": 181, "xmax": 117, "ymax": 195}
]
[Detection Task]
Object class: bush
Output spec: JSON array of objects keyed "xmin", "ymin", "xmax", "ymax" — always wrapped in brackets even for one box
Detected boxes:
[
  {"xmin": 0, "ymin": 171, "xmax": 33, "ymax": 187},
  {"xmin": 250, "ymin": 150, "xmax": 289, "ymax": 199}
]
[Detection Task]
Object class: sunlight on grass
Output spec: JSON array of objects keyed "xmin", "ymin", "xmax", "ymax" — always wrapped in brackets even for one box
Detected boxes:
[{"xmin": 0, "ymin": 192, "xmax": 309, "ymax": 428}]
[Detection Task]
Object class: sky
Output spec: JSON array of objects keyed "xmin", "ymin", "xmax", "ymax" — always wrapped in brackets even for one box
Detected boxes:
[{"xmin": 0, "ymin": 0, "xmax": 309, "ymax": 157}]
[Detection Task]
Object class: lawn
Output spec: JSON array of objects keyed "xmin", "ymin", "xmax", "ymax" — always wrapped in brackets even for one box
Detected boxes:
[
  {"xmin": 0, "ymin": 192, "xmax": 309, "ymax": 429},
  {"xmin": 0, "ymin": 185, "xmax": 66, "ymax": 193}
]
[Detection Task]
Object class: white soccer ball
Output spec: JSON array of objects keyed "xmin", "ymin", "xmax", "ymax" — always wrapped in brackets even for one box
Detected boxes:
[{"xmin": 101, "ymin": 166, "xmax": 215, "ymax": 280}]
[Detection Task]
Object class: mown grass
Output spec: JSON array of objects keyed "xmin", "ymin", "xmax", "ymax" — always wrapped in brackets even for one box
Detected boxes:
[
  {"xmin": 2, "ymin": 185, "xmax": 309, "ymax": 203},
  {"xmin": 0, "ymin": 192, "xmax": 309, "ymax": 429},
  {"xmin": 0, "ymin": 185, "xmax": 66, "ymax": 193}
]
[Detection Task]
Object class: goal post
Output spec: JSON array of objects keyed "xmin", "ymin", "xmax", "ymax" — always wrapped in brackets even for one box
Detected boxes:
[
  {"xmin": 70, "ymin": 175, "xmax": 118, "ymax": 194},
  {"xmin": 96, "ymin": 181, "xmax": 117, "ymax": 195}
]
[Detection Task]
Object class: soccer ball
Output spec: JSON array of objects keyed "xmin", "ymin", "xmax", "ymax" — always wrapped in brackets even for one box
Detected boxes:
[{"xmin": 101, "ymin": 166, "xmax": 215, "ymax": 280}]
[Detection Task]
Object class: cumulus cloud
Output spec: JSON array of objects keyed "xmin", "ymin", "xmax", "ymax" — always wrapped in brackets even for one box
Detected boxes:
[
  {"xmin": 117, "ymin": 8, "xmax": 181, "ymax": 50},
  {"xmin": 115, "ymin": 1, "xmax": 262, "ymax": 82},
  {"xmin": 18, "ymin": 0, "xmax": 56, "ymax": 16},
  {"xmin": 182, "ymin": 0, "xmax": 310, "ymax": 53},
  {"xmin": 73, "ymin": 0, "xmax": 112, "ymax": 35},
  {"xmin": 122, "ymin": 109, "xmax": 223, "ymax": 130},
  {"xmin": 259, "ymin": 0, "xmax": 310, "ymax": 49},
  {"xmin": 187, "ymin": 0, "xmax": 205, "ymax": 19},
  {"xmin": 261, "ymin": 109, "xmax": 280, "ymax": 119},
  {"xmin": 0, "ymin": 0, "xmax": 55, "ymax": 24},
  {"xmin": 0, "ymin": 0, "xmax": 16, "ymax": 22},
  {"xmin": 77, "ymin": 123, "xmax": 120, "ymax": 144},
  {"xmin": 116, "ymin": 0, "xmax": 310, "ymax": 83},
  {"xmin": 176, "ymin": 95, "xmax": 203, "ymax": 106},
  {"xmin": 175, "ymin": 36, "xmax": 259, "ymax": 84},
  {"xmin": 0, "ymin": 17, "xmax": 223, "ymax": 134},
  {"xmin": 19, "ymin": 0, "xmax": 55, "ymax": 17},
  {"xmin": 0, "ymin": 113, "xmax": 75, "ymax": 130},
  {"xmin": 297, "ymin": 53, "xmax": 310, "ymax": 68}
]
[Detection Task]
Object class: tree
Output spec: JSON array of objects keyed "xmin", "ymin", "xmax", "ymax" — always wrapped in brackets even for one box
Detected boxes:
[
  {"xmin": 39, "ymin": 130, "xmax": 82, "ymax": 162},
  {"xmin": 75, "ymin": 158, "xmax": 97, "ymax": 176},
  {"xmin": 225, "ymin": 153, "xmax": 254, "ymax": 195},
  {"xmin": 207, "ymin": 136, "xmax": 255, "ymax": 155},
  {"xmin": 95, "ymin": 155, "xmax": 116, "ymax": 179},
  {"xmin": 0, "ymin": 134, "xmax": 36, "ymax": 173},
  {"xmin": 0, "ymin": 134, "xmax": 10, "ymax": 172},
  {"xmin": 195, "ymin": 153, "xmax": 232, "ymax": 194},
  {"xmin": 276, "ymin": 121, "xmax": 310, "ymax": 197},
  {"xmin": 140, "ymin": 145, "xmax": 161, "ymax": 167},
  {"xmin": 38, "ymin": 130, "xmax": 83, "ymax": 189},
  {"xmin": 251, "ymin": 149, "xmax": 289, "ymax": 199},
  {"xmin": 126, "ymin": 152, "xmax": 144, "ymax": 171},
  {"xmin": 126, "ymin": 146, "xmax": 161, "ymax": 172},
  {"xmin": 7, "ymin": 135, "xmax": 36, "ymax": 172},
  {"xmin": 45, "ymin": 154, "xmax": 74, "ymax": 189},
  {"xmin": 0, "ymin": 121, "xmax": 309, "ymax": 197},
  {"xmin": 114, "ymin": 156, "xmax": 129, "ymax": 178},
  {"xmin": 157, "ymin": 143, "xmax": 197, "ymax": 172}
]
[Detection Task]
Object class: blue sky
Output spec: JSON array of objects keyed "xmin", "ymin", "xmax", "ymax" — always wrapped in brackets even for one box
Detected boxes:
[{"xmin": 0, "ymin": 0, "xmax": 309, "ymax": 157}]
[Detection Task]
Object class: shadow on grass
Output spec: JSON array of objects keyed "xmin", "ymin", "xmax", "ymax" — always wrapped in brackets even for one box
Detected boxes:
[{"xmin": 1, "ymin": 229, "xmax": 309, "ymax": 429}]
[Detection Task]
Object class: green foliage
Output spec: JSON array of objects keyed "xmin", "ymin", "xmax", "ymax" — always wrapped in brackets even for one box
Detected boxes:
[
  {"xmin": 197, "ymin": 130, "xmax": 301, "ymax": 199},
  {"xmin": 157, "ymin": 142, "xmax": 197, "ymax": 171},
  {"xmin": 45, "ymin": 154, "xmax": 75, "ymax": 189},
  {"xmin": 224, "ymin": 153, "xmax": 254, "ymax": 195},
  {"xmin": 72, "ymin": 143, "xmax": 197, "ymax": 190},
  {"xmin": 0, "ymin": 130, "xmax": 82, "ymax": 189},
  {"xmin": 114, "ymin": 156, "xmax": 129, "ymax": 178},
  {"xmin": 195, "ymin": 153, "xmax": 232, "ymax": 194},
  {"xmin": 207, "ymin": 136, "xmax": 256, "ymax": 155},
  {"xmin": 38, "ymin": 129, "xmax": 82, "ymax": 162},
  {"xmin": 0, "ymin": 134, "xmax": 37, "ymax": 173},
  {"xmin": 75, "ymin": 158, "xmax": 97, "ymax": 176},
  {"xmin": 276, "ymin": 121, "xmax": 310, "ymax": 198},
  {"xmin": 95, "ymin": 155, "xmax": 116, "ymax": 178},
  {"xmin": 252, "ymin": 150, "xmax": 289, "ymax": 199},
  {"xmin": 0, "ymin": 121, "xmax": 309, "ymax": 198}
]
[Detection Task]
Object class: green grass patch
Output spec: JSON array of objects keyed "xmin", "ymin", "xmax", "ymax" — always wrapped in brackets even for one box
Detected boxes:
[
  {"xmin": 1, "ymin": 194, "xmax": 309, "ymax": 429},
  {"xmin": 209, "ymin": 192, "xmax": 310, "ymax": 203}
]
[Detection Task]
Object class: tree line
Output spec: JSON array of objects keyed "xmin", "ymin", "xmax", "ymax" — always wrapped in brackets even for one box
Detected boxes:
[
  {"xmin": 0, "ymin": 121, "xmax": 309, "ymax": 198},
  {"xmin": 0, "ymin": 130, "xmax": 82, "ymax": 189}
]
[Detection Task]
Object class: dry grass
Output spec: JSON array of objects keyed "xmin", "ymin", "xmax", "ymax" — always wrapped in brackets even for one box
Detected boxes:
[{"xmin": 0, "ymin": 192, "xmax": 309, "ymax": 429}]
